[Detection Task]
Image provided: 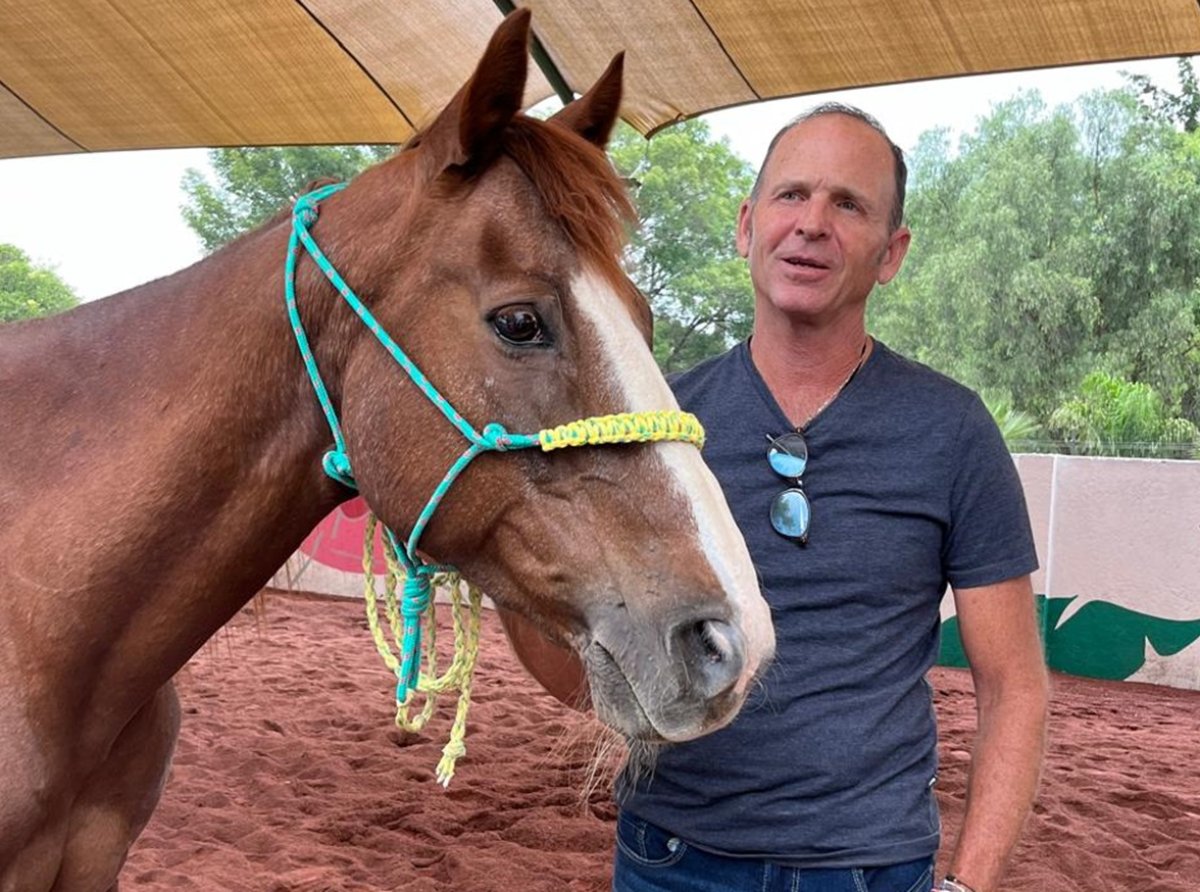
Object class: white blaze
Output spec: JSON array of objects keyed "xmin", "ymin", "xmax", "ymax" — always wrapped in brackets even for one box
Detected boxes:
[{"xmin": 569, "ymin": 268, "xmax": 775, "ymax": 681}]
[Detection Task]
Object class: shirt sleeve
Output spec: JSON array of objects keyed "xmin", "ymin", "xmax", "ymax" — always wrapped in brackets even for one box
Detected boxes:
[{"xmin": 942, "ymin": 393, "xmax": 1040, "ymax": 590}]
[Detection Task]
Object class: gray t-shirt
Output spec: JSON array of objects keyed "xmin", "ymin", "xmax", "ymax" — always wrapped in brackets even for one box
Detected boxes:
[{"xmin": 618, "ymin": 339, "xmax": 1038, "ymax": 867}]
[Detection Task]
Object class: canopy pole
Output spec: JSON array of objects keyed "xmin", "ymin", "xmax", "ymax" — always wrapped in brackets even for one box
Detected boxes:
[{"xmin": 492, "ymin": 0, "xmax": 575, "ymax": 105}]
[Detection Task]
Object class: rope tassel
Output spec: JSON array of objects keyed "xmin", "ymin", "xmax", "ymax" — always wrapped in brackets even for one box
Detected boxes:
[{"xmin": 362, "ymin": 514, "xmax": 483, "ymax": 786}]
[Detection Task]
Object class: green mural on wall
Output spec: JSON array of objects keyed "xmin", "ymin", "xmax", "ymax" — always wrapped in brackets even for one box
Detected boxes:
[{"xmin": 939, "ymin": 595, "xmax": 1200, "ymax": 680}]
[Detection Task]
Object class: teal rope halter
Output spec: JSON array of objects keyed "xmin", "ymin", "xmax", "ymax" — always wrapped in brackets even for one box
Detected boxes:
[{"xmin": 284, "ymin": 182, "xmax": 705, "ymax": 704}]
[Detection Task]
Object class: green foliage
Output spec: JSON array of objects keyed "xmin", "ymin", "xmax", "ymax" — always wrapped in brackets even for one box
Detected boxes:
[
  {"xmin": 0, "ymin": 244, "xmax": 79, "ymax": 323},
  {"xmin": 870, "ymin": 75, "xmax": 1200, "ymax": 458},
  {"xmin": 1048, "ymin": 372, "xmax": 1199, "ymax": 458},
  {"xmin": 607, "ymin": 121, "xmax": 756, "ymax": 372},
  {"xmin": 181, "ymin": 145, "xmax": 394, "ymax": 251},
  {"xmin": 871, "ymin": 93, "xmax": 1103, "ymax": 417},
  {"xmin": 1125, "ymin": 56, "xmax": 1200, "ymax": 132},
  {"xmin": 980, "ymin": 390, "xmax": 1042, "ymax": 451}
]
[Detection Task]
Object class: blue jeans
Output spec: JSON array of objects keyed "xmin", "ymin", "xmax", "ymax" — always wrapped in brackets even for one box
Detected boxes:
[{"xmin": 613, "ymin": 811, "xmax": 934, "ymax": 892}]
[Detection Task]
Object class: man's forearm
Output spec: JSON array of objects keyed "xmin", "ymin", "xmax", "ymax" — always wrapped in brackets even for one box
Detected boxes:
[{"xmin": 945, "ymin": 672, "xmax": 1048, "ymax": 891}]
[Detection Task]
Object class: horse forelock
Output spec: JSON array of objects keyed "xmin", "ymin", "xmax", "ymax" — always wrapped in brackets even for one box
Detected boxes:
[
  {"xmin": 500, "ymin": 117, "xmax": 636, "ymax": 282},
  {"xmin": 386, "ymin": 112, "xmax": 646, "ymax": 329}
]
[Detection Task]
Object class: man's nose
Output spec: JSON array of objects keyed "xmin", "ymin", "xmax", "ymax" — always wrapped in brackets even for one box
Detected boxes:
[{"xmin": 794, "ymin": 197, "xmax": 830, "ymax": 239}]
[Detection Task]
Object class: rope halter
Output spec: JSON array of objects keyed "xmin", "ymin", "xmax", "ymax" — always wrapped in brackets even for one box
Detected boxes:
[{"xmin": 285, "ymin": 183, "xmax": 705, "ymax": 782}]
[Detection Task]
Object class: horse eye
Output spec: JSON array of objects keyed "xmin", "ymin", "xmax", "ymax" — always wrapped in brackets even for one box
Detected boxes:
[{"xmin": 490, "ymin": 305, "xmax": 548, "ymax": 346}]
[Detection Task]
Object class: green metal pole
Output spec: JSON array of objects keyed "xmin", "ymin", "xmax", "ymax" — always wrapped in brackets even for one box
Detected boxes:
[{"xmin": 492, "ymin": 0, "xmax": 575, "ymax": 105}]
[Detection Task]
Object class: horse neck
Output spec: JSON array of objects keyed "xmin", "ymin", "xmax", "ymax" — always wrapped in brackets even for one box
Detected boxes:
[{"xmin": 2, "ymin": 219, "xmax": 353, "ymax": 709}]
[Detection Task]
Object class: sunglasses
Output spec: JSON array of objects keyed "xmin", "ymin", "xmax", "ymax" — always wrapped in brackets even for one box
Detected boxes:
[{"xmin": 766, "ymin": 431, "xmax": 811, "ymax": 544}]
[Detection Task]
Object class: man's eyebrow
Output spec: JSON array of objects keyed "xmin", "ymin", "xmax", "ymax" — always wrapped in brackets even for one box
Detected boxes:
[
  {"xmin": 835, "ymin": 184, "xmax": 873, "ymax": 205},
  {"xmin": 830, "ymin": 184, "xmax": 873, "ymax": 209},
  {"xmin": 772, "ymin": 178, "xmax": 876, "ymax": 211},
  {"xmin": 770, "ymin": 178, "xmax": 809, "ymax": 195}
]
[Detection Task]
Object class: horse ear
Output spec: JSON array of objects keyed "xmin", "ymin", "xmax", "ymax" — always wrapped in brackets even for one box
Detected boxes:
[
  {"xmin": 418, "ymin": 9, "xmax": 531, "ymax": 171},
  {"xmin": 549, "ymin": 52, "xmax": 624, "ymax": 149}
]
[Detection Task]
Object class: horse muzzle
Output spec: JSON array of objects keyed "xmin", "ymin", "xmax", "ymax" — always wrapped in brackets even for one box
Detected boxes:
[{"xmin": 582, "ymin": 605, "xmax": 761, "ymax": 743}]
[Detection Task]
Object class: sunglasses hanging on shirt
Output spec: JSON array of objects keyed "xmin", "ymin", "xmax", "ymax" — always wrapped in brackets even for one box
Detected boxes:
[
  {"xmin": 765, "ymin": 337, "xmax": 871, "ymax": 546},
  {"xmin": 766, "ymin": 431, "xmax": 811, "ymax": 544}
]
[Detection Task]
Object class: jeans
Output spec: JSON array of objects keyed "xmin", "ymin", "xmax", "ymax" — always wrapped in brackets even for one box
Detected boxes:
[{"xmin": 613, "ymin": 811, "xmax": 934, "ymax": 892}]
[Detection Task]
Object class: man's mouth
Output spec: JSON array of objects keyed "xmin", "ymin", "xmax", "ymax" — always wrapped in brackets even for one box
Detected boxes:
[{"xmin": 783, "ymin": 255, "xmax": 829, "ymax": 270}]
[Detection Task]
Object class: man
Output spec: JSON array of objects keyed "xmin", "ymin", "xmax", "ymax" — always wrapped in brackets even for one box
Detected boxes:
[{"xmin": 610, "ymin": 105, "xmax": 1049, "ymax": 892}]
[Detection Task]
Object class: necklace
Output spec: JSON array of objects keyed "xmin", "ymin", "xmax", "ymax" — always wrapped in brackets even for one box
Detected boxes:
[{"xmin": 798, "ymin": 337, "xmax": 870, "ymax": 430}]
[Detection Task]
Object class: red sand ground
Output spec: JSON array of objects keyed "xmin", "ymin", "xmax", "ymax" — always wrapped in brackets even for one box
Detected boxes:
[{"xmin": 123, "ymin": 590, "xmax": 1200, "ymax": 891}]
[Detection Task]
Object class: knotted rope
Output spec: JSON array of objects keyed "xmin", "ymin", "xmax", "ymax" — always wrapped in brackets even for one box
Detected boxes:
[
  {"xmin": 286, "ymin": 183, "xmax": 706, "ymax": 783},
  {"xmin": 361, "ymin": 514, "xmax": 483, "ymax": 786}
]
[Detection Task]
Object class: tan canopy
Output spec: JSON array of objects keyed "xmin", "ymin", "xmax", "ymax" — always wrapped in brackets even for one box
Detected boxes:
[{"xmin": 3, "ymin": 0, "xmax": 1200, "ymax": 159}]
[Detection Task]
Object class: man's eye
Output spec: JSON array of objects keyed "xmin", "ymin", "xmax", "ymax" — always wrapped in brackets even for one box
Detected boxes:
[{"xmin": 491, "ymin": 305, "xmax": 548, "ymax": 345}]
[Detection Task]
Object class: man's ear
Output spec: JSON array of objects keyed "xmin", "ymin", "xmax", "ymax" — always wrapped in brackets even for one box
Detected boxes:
[
  {"xmin": 736, "ymin": 199, "xmax": 754, "ymax": 259},
  {"xmin": 876, "ymin": 225, "xmax": 911, "ymax": 285}
]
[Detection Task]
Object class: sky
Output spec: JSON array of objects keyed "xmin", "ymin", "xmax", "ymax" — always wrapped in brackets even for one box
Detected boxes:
[{"xmin": 0, "ymin": 56, "xmax": 1183, "ymax": 304}]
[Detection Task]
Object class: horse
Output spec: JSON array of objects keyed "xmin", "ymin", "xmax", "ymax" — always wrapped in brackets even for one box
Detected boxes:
[{"xmin": 0, "ymin": 10, "xmax": 774, "ymax": 890}]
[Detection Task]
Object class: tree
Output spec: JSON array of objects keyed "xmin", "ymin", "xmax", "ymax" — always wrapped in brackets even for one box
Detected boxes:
[
  {"xmin": 980, "ymin": 390, "xmax": 1042, "ymax": 451},
  {"xmin": 1048, "ymin": 372, "xmax": 1198, "ymax": 458},
  {"xmin": 0, "ymin": 244, "xmax": 79, "ymax": 323},
  {"xmin": 871, "ymin": 85, "xmax": 1200, "ymax": 455},
  {"xmin": 1125, "ymin": 56, "xmax": 1200, "ymax": 133},
  {"xmin": 181, "ymin": 145, "xmax": 394, "ymax": 251},
  {"xmin": 871, "ymin": 93, "xmax": 1101, "ymax": 417},
  {"xmin": 607, "ymin": 121, "xmax": 756, "ymax": 371}
]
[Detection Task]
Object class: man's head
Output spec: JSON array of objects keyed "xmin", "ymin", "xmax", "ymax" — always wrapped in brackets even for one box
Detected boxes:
[
  {"xmin": 737, "ymin": 104, "xmax": 911, "ymax": 328},
  {"xmin": 750, "ymin": 103, "xmax": 908, "ymax": 232}
]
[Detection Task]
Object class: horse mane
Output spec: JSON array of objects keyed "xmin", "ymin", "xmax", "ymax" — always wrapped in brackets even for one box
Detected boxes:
[{"xmin": 499, "ymin": 116, "xmax": 636, "ymax": 273}]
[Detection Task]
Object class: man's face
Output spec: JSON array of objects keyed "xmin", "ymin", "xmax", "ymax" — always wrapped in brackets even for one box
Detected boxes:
[{"xmin": 736, "ymin": 114, "xmax": 910, "ymax": 327}]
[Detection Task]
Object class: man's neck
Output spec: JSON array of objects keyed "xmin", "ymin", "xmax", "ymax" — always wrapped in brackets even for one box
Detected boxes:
[{"xmin": 749, "ymin": 316, "xmax": 872, "ymax": 428}]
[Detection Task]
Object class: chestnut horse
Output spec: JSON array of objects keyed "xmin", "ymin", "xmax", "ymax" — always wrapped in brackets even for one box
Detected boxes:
[{"xmin": 0, "ymin": 11, "xmax": 773, "ymax": 891}]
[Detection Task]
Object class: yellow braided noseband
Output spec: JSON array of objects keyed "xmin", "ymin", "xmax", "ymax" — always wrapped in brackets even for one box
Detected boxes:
[
  {"xmin": 538, "ymin": 410, "xmax": 705, "ymax": 451},
  {"xmin": 360, "ymin": 409, "xmax": 705, "ymax": 784}
]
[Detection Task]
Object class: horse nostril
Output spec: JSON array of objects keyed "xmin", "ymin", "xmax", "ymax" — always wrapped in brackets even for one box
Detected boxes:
[
  {"xmin": 697, "ymin": 620, "xmax": 732, "ymax": 663},
  {"xmin": 675, "ymin": 619, "xmax": 745, "ymax": 699}
]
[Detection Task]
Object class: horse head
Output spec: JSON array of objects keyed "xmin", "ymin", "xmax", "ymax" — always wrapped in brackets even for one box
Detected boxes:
[{"xmin": 293, "ymin": 10, "xmax": 774, "ymax": 743}]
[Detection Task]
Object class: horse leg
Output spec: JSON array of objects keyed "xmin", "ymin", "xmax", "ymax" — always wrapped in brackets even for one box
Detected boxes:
[{"xmin": 51, "ymin": 682, "xmax": 181, "ymax": 892}]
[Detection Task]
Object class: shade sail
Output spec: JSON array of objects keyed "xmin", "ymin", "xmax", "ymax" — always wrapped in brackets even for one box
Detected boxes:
[{"xmin": 3, "ymin": 0, "xmax": 1200, "ymax": 159}]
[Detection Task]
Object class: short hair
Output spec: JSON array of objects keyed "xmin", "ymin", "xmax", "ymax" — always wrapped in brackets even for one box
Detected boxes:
[{"xmin": 748, "ymin": 102, "xmax": 908, "ymax": 231}]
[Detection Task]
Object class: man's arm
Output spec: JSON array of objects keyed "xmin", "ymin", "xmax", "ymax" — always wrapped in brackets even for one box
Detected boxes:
[{"xmin": 943, "ymin": 574, "xmax": 1049, "ymax": 892}]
